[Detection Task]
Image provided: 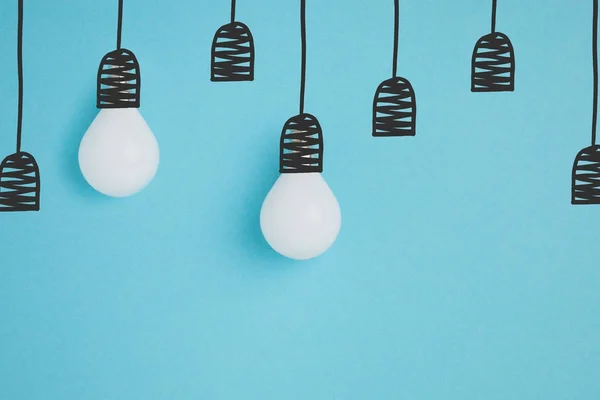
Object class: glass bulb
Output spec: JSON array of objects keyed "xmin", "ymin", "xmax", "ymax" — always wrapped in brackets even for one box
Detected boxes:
[
  {"xmin": 79, "ymin": 108, "xmax": 159, "ymax": 197},
  {"xmin": 260, "ymin": 173, "xmax": 341, "ymax": 260}
]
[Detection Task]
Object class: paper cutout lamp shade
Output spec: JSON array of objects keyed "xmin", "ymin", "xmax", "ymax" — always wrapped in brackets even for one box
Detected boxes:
[
  {"xmin": 211, "ymin": 22, "xmax": 255, "ymax": 81},
  {"xmin": 79, "ymin": 49, "xmax": 159, "ymax": 198},
  {"xmin": 572, "ymin": 145, "xmax": 600, "ymax": 204},
  {"xmin": 280, "ymin": 114, "xmax": 323, "ymax": 173},
  {"xmin": 0, "ymin": 152, "xmax": 40, "ymax": 211},
  {"xmin": 261, "ymin": 114, "xmax": 341, "ymax": 260},
  {"xmin": 373, "ymin": 77, "xmax": 416, "ymax": 137},
  {"xmin": 97, "ymin": 49, "xmax": 140, "ymax": 108},
  {"xmin": 471, "ymin": 33, "xmax": 515, "ymax": 92}
]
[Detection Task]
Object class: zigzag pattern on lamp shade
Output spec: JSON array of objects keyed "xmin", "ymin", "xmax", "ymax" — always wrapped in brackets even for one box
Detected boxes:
[
  {"xmin": 97, "ymin": 49, "xmax": 141, "ymax": 108},
  {"xmin": 373, "ymin": 77, "xmax": 416, "ymax": 137},
  {"xmin": 0, "ymin": 152, "xmax": 40, "ymax": 212},
  {"xmin": 471, "ymin": 32, "xmax": 515, "ymax": 92},
  {"xmin": 572, "ymin": 145, "xmax": 600, "ymax": 204},
  {"xmin": 280, "ymin": 114, "xmax": 323, "ymax": 174},
  {"xmin": 211, "ymin": 22, "xmax": 255, "ymax": 82}
]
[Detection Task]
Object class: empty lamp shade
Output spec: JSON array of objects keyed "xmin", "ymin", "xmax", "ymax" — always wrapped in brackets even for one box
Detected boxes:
[
  {"xmin": 280, "ymin": 113, "xmax": 323, "ymax": 173},
  {"xmin": 471, "ymin": 32, "xmax": 515, "ymax": 92},
  {"xmin": 97, "ymin": 49, "xmax": 141, "ymax": 108},
  {"xmin": 373, "ymin": 77, "xmax": 416, "ymax": 137},
  {"xmin": 0, "ymin": 152, "xmax": 40, "ymax": 211},
  {"xmin": 211, "ymin": 22, "xmax": 255, "ymax": 81},
  {"xmin": 572, "ymin": 145, "xmax": 600, "ymax": 204}
]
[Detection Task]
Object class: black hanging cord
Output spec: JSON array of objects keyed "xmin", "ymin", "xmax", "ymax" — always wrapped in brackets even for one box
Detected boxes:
[
  {"xmin": 16, "ymin": 0, "xmax": 24, "ymax": 154},
  {"xmin": 592, "ymin": 0, "xmax": 598, "ymax": 145},
  {"xmin": 231, "ymin": 0, "xmax": 236, "ymax": 23},
  {"xmin": 299, "ymin": 0, "xmax": 307, "ymax": 114},
  {"xmin": 116, "ymin": 0, "xmax": 124, "ymax": 49},
  {"xmin": 491, "ymin": 0, "xmax": 497, "ymax": 33},
  {"xmin": 392, "ymin": 0, "xmax": 399, "ymax": 77}
]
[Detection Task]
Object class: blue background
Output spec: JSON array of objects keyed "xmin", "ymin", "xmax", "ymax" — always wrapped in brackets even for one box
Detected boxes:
[{"xmin": 1, "ymin": 0, "xmax": 599, "ymax": 398}]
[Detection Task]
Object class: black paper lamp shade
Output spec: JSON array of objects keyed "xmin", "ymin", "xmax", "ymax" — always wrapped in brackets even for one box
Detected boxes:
[
  {"xmin": 97, "ymin": 49, "xmax": 141, "ymax": 108},
  {"xmin": 471, "ymin": 32, "xmax": 515, "ymax": 92},
  {"xmin": 211, "ymin": 22, "xmax": 255, "ymax": 82},
  {"xmin": 373, "ymin": 77, "xmax": 416, "ymax": 137},
  {"xmin": 280, "ymin": 113, "xmax": 323, "ymax": 173},
  {"xmin": 0, "ymin": 151, "xmax": 40, "ymax": 211},
  {"xmin": 572, "ymin": 145, "xmax": 600, "ymax": 204}
]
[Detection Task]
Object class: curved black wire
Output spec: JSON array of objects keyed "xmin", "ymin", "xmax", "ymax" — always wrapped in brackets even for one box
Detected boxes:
[
  {"xmin": 491, "ymin": 0, "xmax": 497, "ymax": 33},
  {"xmin": 299, "ymin": 0, "xmax": 307, "ymax": 114},
  {"xmin": 117, "ymin": 0, "xmax": 124, "ymax": 49},
  {"xmin": 571, "ymin": 0, "xmax": 600, "ymax": 204},
  {"xmin": 16, "ymin": 0, "xmax": 23, "ymax": 154},
  {"xmin": 392, "ymin": 0, "xmax": 399, "ymax": 77},
  {"xmin": 592, "ymin": 0, "xmax": 598, "ymax": 145},
  {"xmin": 0, "ymin": 0, "xmax": 41, "ymax": 212}
]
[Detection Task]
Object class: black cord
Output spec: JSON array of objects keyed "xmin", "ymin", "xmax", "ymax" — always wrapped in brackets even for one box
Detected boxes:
[
  {"xmin": 16, "ymin": 0, "xmax": 23, "ymax": 154},
  {"xmin": 491, "ymin": 0, "xmax": 497, "ymax": 33},
  {"xmin": 299, "ymin": 0, "xmax": 307, "ymax": 114},
  {"xmin": 231, "ymin": 0, "xmax": 236, "ymax": 23},
  {"xmin": 593, "ymin": 0, "xmax": 598, "ymax": 145},
  {"xmin": 392, "ymin": 0, "xmax": 399, "ymax": 77},
  {"xmin": 117, "ymin": 0, "xmax": 124, "ymax": 49}
]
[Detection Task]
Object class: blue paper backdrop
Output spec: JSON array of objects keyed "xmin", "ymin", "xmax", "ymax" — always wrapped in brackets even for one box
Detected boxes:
[{"xmin": 1, "ymin": 0, "xmax": 599, "ymax": 398}]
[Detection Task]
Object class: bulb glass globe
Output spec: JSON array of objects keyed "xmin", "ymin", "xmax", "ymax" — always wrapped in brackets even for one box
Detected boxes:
[
  {"xmin": 260, "ymin": 172, "xmax": 341, "ymax": 260},
  {"xmin": 79, "ymin": 108, "xmax": 159, "ymax": 197}
]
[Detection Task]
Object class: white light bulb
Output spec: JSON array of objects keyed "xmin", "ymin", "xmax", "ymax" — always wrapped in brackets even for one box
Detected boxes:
[
  {"xmin": 260, "ymin": 172, "xmax": 341, "ymax": 260},
  {"xmin": 79, "ymin": 108, "xmax": 159, "ymax": 197}
]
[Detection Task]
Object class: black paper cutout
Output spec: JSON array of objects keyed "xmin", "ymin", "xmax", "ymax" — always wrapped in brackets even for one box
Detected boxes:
[
  {"xmin": 372, "ymin": 0, "xmax": 416, "ymax": 137},
  {"xmin": 211, "ymin": 0, "xmax": 255, "ymax": 82},
  {"xmin": 471, "ymin": 0, "xmax": 515, "ymax": 92},
  {"xmin": 279, "ymin": 0, "xmax": 323, "ymax": 174},
  {"xmin": 280, "ymin": 114, "xmax": 323, "ymax": 173},
  {"xmin": 97, "ymin": 0, "xmax": 141, "ymax": 109},
  {"xmin": 0, "ymin": 0, "xmax": 40, "ymax": 212},
  {"xmin": 572, "ymin": 0, "xmax": 600, "ymax": 205}
]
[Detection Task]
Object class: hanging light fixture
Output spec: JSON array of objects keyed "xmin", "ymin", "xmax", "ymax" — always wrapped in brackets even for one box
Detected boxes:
[
  {"xmin": 471, "ymin": 0, "xmax": 515, "ymax": 92},
  {"xmin": 260, "ymin": 0, "xmax": 341, "ymax": 261},
  {"xmin": 572, "ymin": 0, "xmax": 600, "ymax": 205},
  {"xmin": 79, "ymin": 0, "xmax": 159, "ymax": 198},
  {"xmin": 0, "ymin": 0, "xmax": 40, "ymax": 212},
  {"xmin": 373, "ymin": 0, "xmax": 416, "ymax": 137},
  {"xmin": 211, "ymin": 0, "xmax": 255, "ymax": 81}
]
